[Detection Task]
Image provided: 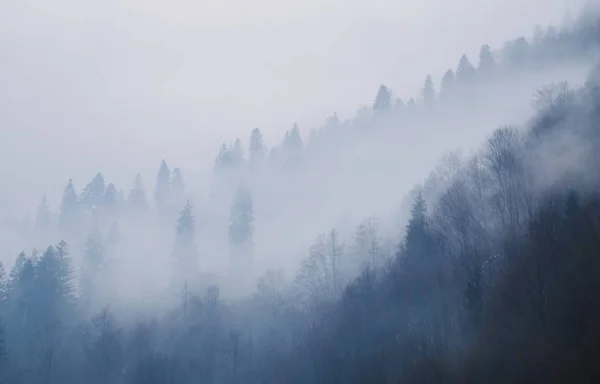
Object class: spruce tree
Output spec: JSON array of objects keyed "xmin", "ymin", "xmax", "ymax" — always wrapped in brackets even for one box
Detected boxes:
[
  {"xmin": 478, "ymin": 44, "xmax": 496, "ymax": 76},
  {"xmin": 373, "ymin": 84, "xmax": 392, "ymax": 111},
  {"xmin": 249, "ymin": 128, "xmax": 266, "ymax": 166},
  {"xmin": 128, "ymin": 174, "xmax": 148, "ymax": 214},
  {"xmin": 440, "ymin": 69, "xmax": 456, "ymax": 100},
  {"xmin": 229, "ymin": 186, "xmax": 254, "ymax": 249},
  {"xmin": 155, "ymin": 160, "xmax": 171, "ymax": 212},
  {"xmin": 170, "ymin": 168, "xmax": 185, "ymax": 209},
  {"xmin": 173, "ymin": 201, "xmax": 198, "ymax": 282},
  {"xmin": 81, "ymin": 228, "xmax": 106, "ymax": 308},
  {"xmin": 103, "ymin": 183, "xmax": 118, "ymax": 211},
  {"xmin": 456, "ymin": 54, "xmax": 477, "ymax": 84},
  {"xmin": 423, "ymin": 75, "xmax": 435, "ymax": 106},
  {"xmin": 81, "ymin": 172, "xmax": 106, "ymax": 210},
  {"xmin": 58, "ymin": 179, "xmax": 79, "ymax": 232}
]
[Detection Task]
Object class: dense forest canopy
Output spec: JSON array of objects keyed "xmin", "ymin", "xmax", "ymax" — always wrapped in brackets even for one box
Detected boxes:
[{"xmin": 2, "ymin": 2, "xmax": 600, "ymax": 383}]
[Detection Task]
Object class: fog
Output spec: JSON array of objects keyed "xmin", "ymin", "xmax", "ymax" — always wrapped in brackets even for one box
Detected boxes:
[
  {"xmin": 1, "ymin": 1, "xmax": 600, "ymax": 382},
  {"xmin": 0, "ymin": 0, "xmax": 586, "ymax": 215}
]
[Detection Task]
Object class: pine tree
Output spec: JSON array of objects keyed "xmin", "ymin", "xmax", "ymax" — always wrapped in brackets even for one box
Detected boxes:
[
  {"xmin": 229, "ymin": 186, "xmax": 254, "ymax": 249},
  {"xmin": 103, "ymin": 183, "xmax": 118, "ymax": 211},
  {"xmin": 170, "ymin": 168, "xmax": 185, "ymax": 208},
  {"xmin": 231, "ymin": 138, "xmax": 244, "ymax": 167},
  {"xmin": 81, "ymin": 172, "xmax": 106, "ymax": 210},
  {"xmin": 214, "ymin": 143, "xmax": 230, "ymax": 170},
  {"xmin": 249, "ymin": 128, "xmax": 266, "ymax": 166},
  {"xmin": 373, "ymin": 84, "xmax": 392, "ymax": 111},
  {"xmin": 59, "ymin": 179, "xmax": 79, "ymax": 232},
  {"xmin": 128, "ymin": 174, "xmax": 148, "ymax": 214},
  {"xmin": 478, "ymin": 44, "xmax": 496, "ymax": 76},
  {"xmin": 35, "ymin": 244, "xmax": 75, "ymax": 323},
  {"xmin": 155, "ymin": 160, "xmax": 171, "ymax": 212},
  {"xmin": 423, "ymin": 75, "xmax": 435, "ymax": 106},
  {"xmin": 283, "ymin": 124, "xmax": 304, "ymax": 153},
  {"xmin": 404, "ymin": 192, "xmax": 429, "ymax": 257},
  {"xmin": 81, "ymin": 227, "xmax": 106, "ymax": 307},
  {"xmin": 440, "ymin": 69, "xmax": 456, "ymax": 100},
  {"xmin": 456, "ymin": 54, "xmax": 477, "ymax": 84},
  {"xmin": 173, "ymin": 201, "xmax": 198, "ymax": 281}
]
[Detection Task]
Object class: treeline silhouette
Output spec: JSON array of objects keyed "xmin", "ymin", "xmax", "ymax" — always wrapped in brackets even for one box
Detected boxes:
[{"xmin": 2, "ymin": 5, "xmax": 600, "ymax": 384}]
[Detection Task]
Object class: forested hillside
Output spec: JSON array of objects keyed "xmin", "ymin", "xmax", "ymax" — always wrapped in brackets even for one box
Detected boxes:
[{"xmin": 1, "ymin": 4, "xmax": 600, "ymax": 384}]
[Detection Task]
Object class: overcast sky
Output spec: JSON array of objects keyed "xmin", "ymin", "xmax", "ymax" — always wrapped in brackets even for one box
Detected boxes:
[{"xmin": 0, "ymin": 0, "xmax": 586, "ymax": 216}]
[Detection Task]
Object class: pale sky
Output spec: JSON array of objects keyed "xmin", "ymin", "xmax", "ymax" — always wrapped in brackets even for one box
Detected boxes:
[{"xmin": 0, "ymin": 0, "xmax": 586, "ymax": 216}]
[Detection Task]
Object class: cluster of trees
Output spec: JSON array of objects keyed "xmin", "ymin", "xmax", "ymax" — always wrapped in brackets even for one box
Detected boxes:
[{"xmin": 2, "ymin": 6, "xmax": 600, "ymax": 383}]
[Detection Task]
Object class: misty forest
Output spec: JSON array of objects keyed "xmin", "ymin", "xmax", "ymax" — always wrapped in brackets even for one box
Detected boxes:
[{"xmin": 3, "ymin": 3, "xmax": 600, "ymax": 384}]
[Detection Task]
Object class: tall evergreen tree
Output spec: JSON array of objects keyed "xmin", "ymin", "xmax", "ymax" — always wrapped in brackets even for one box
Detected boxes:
[
  {"xmin": 249, "ymin": 128, "xmax": 267, "ymax": 166},
  {"xmin": 478, "ymin": 44, "xmax": 496, "ymax": 76},
  {"xmin": 103, "ymin": 183, "xmax": 118, "ymax": 211},
  {"xmin": 231, "ymin": 138, "xmax": 244, "ymax": 167},
  {"xmin": 229, "ymin": 186, "xmax": 254, "ymax": 249},
  {"xmin": 171, "ymin": 168, "xmax": 185, "ymax": 208},
  {"xmin": 440, "ymin": 69, "xmax": 456, "ymax": 100},
  {"xmin": 423, "ymin": 74, "xmax": 435, "ymax": 106},
  {"xmin": 456, "ymin": 54, "xmax": 477, "ymax": 84},
  {"xmin": 128, "ymin": 174, "xmax": 148, "ymax": 214},
  {"xmin": 404, "ymin": 192, "xmax": 429, "ymax": 257},
  {"xmin": 283, "ymin": 124, "xmax": 304, "ymax": 153},
  {"xmin": 214, "ymin": 143, "xmax": 230, "ymax": 170},
  {"xmin": 58, "ymin": 179, "xmax": 79, "ymax": 232},
  {"xmin": 155, "ymin": 160, "xmax": 171, "ymax": 212},
  {"xmin": 373, "ymin": 84, "xmax": 392, "ymax": 111},
  {"xmin": 81, "ymin": 227, "xmax": 106, "ymax": 308},
  {"xmin": 81, "ymin": 172, "xmax": 106, "ymax": 212},
  {"xmin": 173, "ymin": 201, "xmax": 198, "ymax": 282}
]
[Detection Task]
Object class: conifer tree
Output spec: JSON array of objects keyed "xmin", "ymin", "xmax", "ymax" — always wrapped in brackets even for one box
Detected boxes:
[
  {"xmin": 249, "ymin": 128, "xmax": 267, "ymax": 166},
  {"xmin": 59, "ymin": 179, "xmax": 79, "ymax": 233},
  {"xmin": 373, "ymin": 84, "xmax": 392, "ymax": 111},
  {"xmin": 456, "ymin": 54, "xmax": 477, "ymax": 84},
  {"xmin": 229, "ymin": 186, "xmax": 254, "ymax": 249},
  {"xmin": 478, "ymin": 44, "xmax": 496, "ymax": 76},
  {"xmin": 231, "ymin": 138, "xmax": 244, "ymax": 167},
  {"xmin": 171, "ymin": 168, "xmax": 185, "ymax": 208},
  {"xmin": 128, "ymin": 174, "xmax": 148, "ymax": 214},
  {"xmin": 423, "ymin": 74, "xmax": 435, "ymax": 106},
  {"xmin": 173, "ymin": 201, "xmax": 198, "ymax": 282},
  {"xmin": 103, "ymin": 183, "xmax": 118, "ymax": 211},
  {"xmin": 81, "ymin": 227, "xmax": 106, "ymax": 308},
  {"xmin": 155, "ymin": 160, "xmax": 171, "ymax": 212},
  {"xmin": 81, "ymin": 172, "xmax": 106, "ymax": 210},
  {"xmin": 283, "ymin": 124, "xmax": 304, "ymax": 153},
  {"xmin": 440, "ymin": 69, "xmax": 456, "ymax": 100}
]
